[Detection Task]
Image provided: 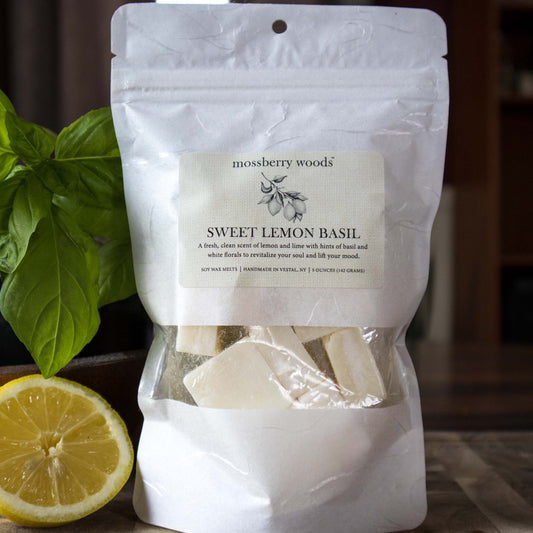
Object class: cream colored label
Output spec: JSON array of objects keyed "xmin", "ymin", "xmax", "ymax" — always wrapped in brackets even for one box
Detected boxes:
[{"xmin": 179, "ymin": 152, "xmax": 384, "ymax": 288}]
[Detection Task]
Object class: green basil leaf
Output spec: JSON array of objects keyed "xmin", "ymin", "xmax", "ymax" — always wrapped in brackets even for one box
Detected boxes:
[
  {"xmin": 0, "ymin": 171, "xmax": 27, "ymax": 273},
  {"xmin": 0, "ymin": 90, "xmax": 16, "ymax": 114},
  {"xmin": 0, "ymin": 169, "xmax": 50, "ymax": 273},
  {"xmin": 0, "ymin": 234, "xmax": 16, "ymax": 276},
  {"xmin": 56, "ymin": 107, "xmax": 119, "ymax": 158},
  {"xmin": 0, "ymin": 108, "xmax": 18, "ymax": 181},
  {"xmin": 35, "ymin": 107, "xmax": 126, "ymax": 239},
  {"xmin": 32, "ymin": 159, "xmax": 69, "ymax": 196},
  {"xmin": 37, "ymin": 157, "xmax": 124, "ymax": 205},
  {"xmin": 0, "ymin": 174, "xmax": 23, "ymax": 231},
  {"xmin": 53, "ymin": 196, "xmax": 130, "ymax": 240},
  {"xmin": 35, "ymin": 157, "xmax": 124, "ymax": 202},
  {"xmin": 53, "ymin": 107, "xmax": 122, "ymax": 198},
  {"xmin": 97, "ymin": 239, "xmax": 136, "ymax": 308},
  {"xmin": 0, "ymin": 204, "xmax": 100, "ymax": 377},
  {"xmin": 5, "ymin": 112, "xmax": 55, "ymax": 166},
  {"xmin": 0, "ymin": 144, "xmax": 18, "ymax": 181}
]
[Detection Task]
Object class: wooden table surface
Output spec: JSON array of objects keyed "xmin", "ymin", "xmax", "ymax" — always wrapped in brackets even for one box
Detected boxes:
[{"xmin": 1, "ymin": 431, "xmax": 532, "ymax": 533}]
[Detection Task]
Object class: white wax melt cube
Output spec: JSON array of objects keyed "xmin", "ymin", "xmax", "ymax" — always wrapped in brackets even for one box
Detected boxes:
[
  {"xmin": 183, "ymin": 341, "xmax": 292, "ymax": 409},
  {"xmin": 292, "ymin": 326, "xmax": 343, "ymax": 343},
  {"xmin": 322, "ymin": 328, "xmax": 387, "ymax": 406}
]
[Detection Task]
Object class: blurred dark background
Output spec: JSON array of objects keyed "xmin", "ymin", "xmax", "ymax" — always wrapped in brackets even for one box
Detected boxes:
[{"xmin": 1, "ymin": 0, "xmax": 532, "ymax": 429}]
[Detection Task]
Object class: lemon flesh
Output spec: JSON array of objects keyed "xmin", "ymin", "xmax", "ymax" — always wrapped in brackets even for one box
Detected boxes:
[{"xmin": 0, "ymin": 374, "xmax": 134, "ymax": 527}]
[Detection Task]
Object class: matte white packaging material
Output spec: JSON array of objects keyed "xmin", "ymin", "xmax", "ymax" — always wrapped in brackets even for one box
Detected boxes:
[
  {"xmin": 110, "ymin": 3, "xmax": 448, "ymax": 330},
  {"xmin": 111, "ymin": 3, "xmax": 448, "ymax": 533},
  {"xmin": 134, "ymin": 331, "xmax": 427, "ymax": 533},
  {"xmin": 134, "ymin": 403, "xmax": 426, "ymax": 533}
]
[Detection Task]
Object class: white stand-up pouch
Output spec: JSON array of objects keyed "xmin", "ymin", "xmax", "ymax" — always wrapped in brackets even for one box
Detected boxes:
[{"xmin": 111, "ymin": 4, "xmax": 448, "ymax": 533}]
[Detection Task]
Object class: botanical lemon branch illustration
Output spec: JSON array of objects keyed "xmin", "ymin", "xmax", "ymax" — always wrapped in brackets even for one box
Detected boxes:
[{"xmin": 258, "ymin": 173, "xmax": 307, "ymax": 222}]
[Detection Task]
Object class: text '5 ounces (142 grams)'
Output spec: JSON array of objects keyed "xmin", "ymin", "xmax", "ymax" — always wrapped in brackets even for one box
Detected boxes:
[{"xmin": 110, "ymin": 4, "xmax": 448, "ymax": 533}]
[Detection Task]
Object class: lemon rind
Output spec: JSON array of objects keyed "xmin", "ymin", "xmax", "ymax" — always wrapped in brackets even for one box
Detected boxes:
[{"xmin": 0, "ymin": 375, "xmax": 134, "ymax": 527}]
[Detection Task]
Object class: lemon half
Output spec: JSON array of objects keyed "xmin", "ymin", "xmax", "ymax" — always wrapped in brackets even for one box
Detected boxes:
[{"xmin": 0, "ymin": 374, "xmax": 134, "ymax": 527}]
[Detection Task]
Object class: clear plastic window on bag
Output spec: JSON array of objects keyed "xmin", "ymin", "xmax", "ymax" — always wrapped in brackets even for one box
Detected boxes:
[{"xmin": 154, "ymin": 325, "xmax": 403, "ymax": 409}]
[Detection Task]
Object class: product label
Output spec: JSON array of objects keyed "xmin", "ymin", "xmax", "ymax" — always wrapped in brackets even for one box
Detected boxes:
[{"xmin": 179, "ymin": 152, "xmax": 384, "ymax": 288}]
